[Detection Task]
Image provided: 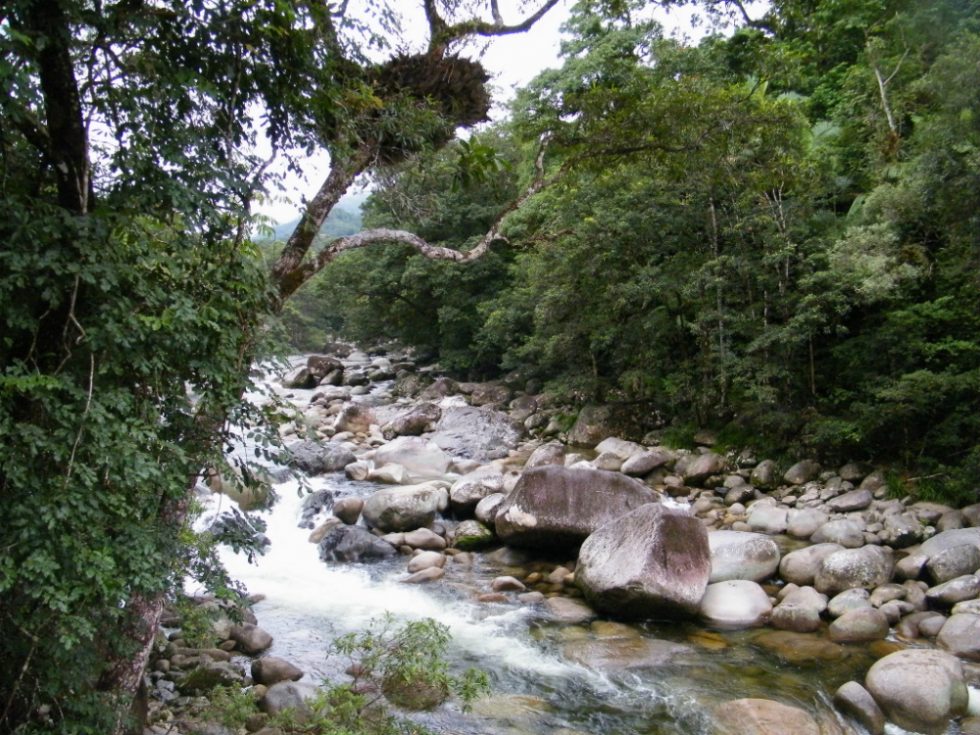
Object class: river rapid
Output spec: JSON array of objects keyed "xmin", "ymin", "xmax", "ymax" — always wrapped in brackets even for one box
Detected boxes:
[{"xmin": 200, "ymin": 353, "xmax": 927, "ymax": 735}]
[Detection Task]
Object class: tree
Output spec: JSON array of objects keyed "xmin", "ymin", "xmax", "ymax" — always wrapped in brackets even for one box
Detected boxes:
[{"xmin": 0, "ymin": 1, "xmax": 559, "ymax": 731}]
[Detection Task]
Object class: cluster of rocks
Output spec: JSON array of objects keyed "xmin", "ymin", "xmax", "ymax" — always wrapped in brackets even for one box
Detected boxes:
[
  {"xmin": 146, "ymin": 598, "xmax": 310, "ymax": 735},
  {"xmin": 217, "ymin": 347, "xmax": 980, "ymax": 735}
]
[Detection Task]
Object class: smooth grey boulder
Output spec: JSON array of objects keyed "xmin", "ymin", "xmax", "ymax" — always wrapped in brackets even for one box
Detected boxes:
[
  {"xmin": 576, "ymin": 504, "xmax": 710, "ymax": 619},
  {"xmin": 594, "ymin": 437, "xmax": 643, "ymax": 460},
  {"xmin": 749, "ymin": 460, "xmax": 779, "ymax": 490},
  {"xmin": 251, "ymin": 657, "xmax": 304, "ymax": 686},
  {"xmin": 826, "ymin": 489, "xmax": 873, "ymax": 512},
  {"xmin": 452, "ymin": 519, "xmax": 495, "ymax": 550},
  {"xmin": 926, "ymin": 544, "xmax": 980, "ymax": 584},
  {"xmin": 783, "ymin": 460, "xmax": 821, "ymax": 485},
  {"xmin": 779, "ymin": 543, "xmax": 843, "ymax": 586},
  {"xmin": 334, "ymin": 403, "xmax": 375, "ymax": 434},
  {"xmin": 814, "ymin": 546, "xmax": 894, "ymax": 595},
  {"xmin": 937, "ymin": 613, "xmax": 980, "ymax": 660},
  {"xmin": 828, "ymin": 607, "xmax": 889, "ymax": 643},
  {"xmin": 786, "ymin": 508, "xmax": 828, "ymax": 539},
  {"xmin": 681, "ymin": 452, "xmax": 727, "ymax": 485},
  {"xmin": 834, "ymin": 681, "xmax": 885, "ymax": 735},
  {"xmin": 699, "ymin": 580, "xmax": 772, "ymax": 629},
  {"xmin": 811, "ymin": 519, "xmax": 866, "ymax": 548},
  {"xmin": 286, "ymin": 440, "xmax": 356, "ymax": 475},
  {"xmin": 544, "ymin": 596, "xmax": 596, "ymax": 624},
  {"xmin": 525, "ymin": 441, "xmax": 566, "ymax": 469},
  {"xmin": 474, "ymin": 492, "xmax": 506, "ymax": 524},
  {"xmin": 369, "ymin": 437, "xmax": 452, "ymax": 480},
  {"xmin": 926, "ymin": 575, "xmax": 980, "ymax": 606},
  {"xmin": 708, "ymin": 531, "xmax": 780, "ymax": 583},
  {"xmin": 332, "ymin": 497, "xmax": 363, "ymax": 525},
  {"xmin": 229, "ymin": 624, "xmax": 273, "ymax": 655},
  {"xmin": 318, "ymin": 525, "xmax": 397, "ymax": 563},
  {"xmin": 403, "ymin": 528, "xmax": 446, "ymax": 550},
  {"xmin": 770, "ymin": 587, "xmax": 827, "ymax": 633},
  {"xmin": 495, "ymin": 466, "xmax": 658, "ymax": 551},
  {"xmin": 407, "ymin": 551, "xmax": 446, "ymax": 573},
  {"xmin": 828, "ymin": 588, "xmax": 872, "ymax": 618},
  {"xmin": 259, "ymin": 681, "xmax": 315, "ymax": 720},
  {"xmin": 380, "ymin": 402, "xmax": 442, "ymax": 439},
  {"xmin": 449, "ymin": 466, "xmax": 505, "ymax": 516},
  {"xmin": 361, "ymin": 482, "xmax": 449, "ymax": 533},
  {"xmin": 746, "ymin": 503, "xmax": 788, "ymax": 535},
  {"xmin": 865, "ymin": 649, "xmax": 968, "ymax": 734},
  {"xmin": 621, "ymin": 447, "xmax": 674, "ymax": 476}
]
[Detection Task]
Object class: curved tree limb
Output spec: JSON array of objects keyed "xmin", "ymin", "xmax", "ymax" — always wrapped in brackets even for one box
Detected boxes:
[
  {"xmin": 275, "ymin": 141, "xmax": 551, "ymax": 301},
  {"xmin": 424, "ymin": 0, "xmax": 562, "ymax": 52}
]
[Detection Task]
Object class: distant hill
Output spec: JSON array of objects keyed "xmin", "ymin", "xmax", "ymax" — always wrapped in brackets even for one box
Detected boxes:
[{"xmin": 271, "ymin": 204, "xmax": 363, "ymax": 242}]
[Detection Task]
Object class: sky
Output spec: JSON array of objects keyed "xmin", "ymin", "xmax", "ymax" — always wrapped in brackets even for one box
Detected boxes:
[{"xmin": 255, "ymin": 1, "xmax": 765, "ymax": 224}]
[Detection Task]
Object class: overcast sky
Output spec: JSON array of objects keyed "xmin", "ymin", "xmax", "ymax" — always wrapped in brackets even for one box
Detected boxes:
[{"xmin": 255, "ymin": 1, "xmax": 763, "ymax": 223}]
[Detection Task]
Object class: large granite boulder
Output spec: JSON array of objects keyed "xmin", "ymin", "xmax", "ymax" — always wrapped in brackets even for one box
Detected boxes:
[
  {"xmin": 380, "ymin": 402, "xmax": 442, "ymax": 439},
  {"xmin": 495, "ymin": 466, "xmax": 658, "ymax": 551},
  {"xmin": 699, "ymin": 580, "xmax": 772, "ymax": 629},
  {"xmin": 368, "ymin": 437, "xmax": 452, "ymax": 480},
  {"xmin": 428, "ymin": 405, "xmax": 523, "ymax": 460},
  {"xmin": 865, "ymin": 649, "xmax": 968, "ymax": 734},
  {"xmin": 286, "ymin": 440, "xmax": 356, "ymax": 475},
  {"xmin": 814, "ymin": 546, "xmax": 895, "ymax": 595},
  {"xmin": 317, "ymin": 525, "xmax": 396, "ymax": 563},
  {"xmin": 680, "ymin": 452, "xmax": 727, "ymax": 485},
  {"xmin": 361, "ymin": 482, "xmax": 450, "ymax": 533},
  {"xmin": 576, "ymin": 504, "xmax": 710, "ymax": 619},
  {"xmin": 708, "ymin": 531, "xmax": 780, "ymax": 583},
  {"xmin": 449, "ymin": 465, "xmax": 505, "ymax": 516}
]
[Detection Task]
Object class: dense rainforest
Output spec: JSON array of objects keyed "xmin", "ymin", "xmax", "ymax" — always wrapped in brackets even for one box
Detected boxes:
[
  {"xmin": 0, "ymin": 0, "xmax": 977, "ymax": 733},
  {"xmin": 289, "ymin": 0, "xmax": 980, "ymax": 493}
]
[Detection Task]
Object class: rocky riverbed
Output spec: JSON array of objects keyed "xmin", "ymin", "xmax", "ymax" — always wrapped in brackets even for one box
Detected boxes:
[{"xmin": 147, "ymin": 345, "xmax": 980, "ymax": 735}]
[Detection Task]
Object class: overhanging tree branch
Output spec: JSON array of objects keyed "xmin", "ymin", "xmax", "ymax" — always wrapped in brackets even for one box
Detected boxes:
[{"xmin": 425, "ymin": 0, "xmax": 562, "ymax": 52}]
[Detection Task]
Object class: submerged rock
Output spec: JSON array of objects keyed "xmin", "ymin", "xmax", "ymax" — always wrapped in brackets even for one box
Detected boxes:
[{"xmin": 712, "ymin": 698, "xmax": 821, "ymax": 735}]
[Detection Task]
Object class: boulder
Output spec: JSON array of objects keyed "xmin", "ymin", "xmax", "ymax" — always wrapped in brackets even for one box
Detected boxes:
[
  {"xmin": 332, "ymin": 497, "xmax": 363, "ymax": 525},
  {"xmin": 334, "ymin": 404, "xmax": 375, "ymax": 434},
  {"xmin": 259, "ymin": 681, "xmax": 314, "ymax": 720},
  {"xmin": 317, "ymin": 525, "xmax": 397, "ymax": 563},
  {"xmin": 544, "ymin": 596, "xmax": 596, "ymax": 624},
  {"xmin": 380, "ymin": 402, "xmax": 442, "ymax": 439},
  {"xmin": 449, "ymin": 466, "xmax": 505, "ymax": 516},
  {"xmin": 563, "ymin": 637, "xmax": 695, "ymax": 673},
  {"xmin": 828, "ymin": 607, "xmax": 889, "ymax": 643},
  {"xmin": 525, "ymin": 442, "xmax": 566, "ymax": 469},
  {"xmin": 621, "ymin": 448, "xmax": 674, "ymax": 476},
  {"xmin": 179, "ymin": 661, "xmax": 244, "ymax": 693},
  {"xmin": 786, "ymin": 508, "xmax": 828, "ymax": 539},
  {"xmin": 251, "ymin": 657, "xmax": 304, "ymax": 686},
  {"xmin": 286, "ymin": 441, "xmax": 356, "ymax": 475},
  {"xmin": 826, "ymin": 489, "xmax": 873, "ymax": 513},
  {"xmin": 452, "ymin": 519, "xmax": 495, "ymax": 550},
  {"xmin": 407, "ymin": 551, "xmax": 446, "ymax": 573},
  {"xmin": 811, "ymin": 519, "xmax": 866, "ymax": 548},
  {"xmin": 708, "ymin": 531, "xmax": 780, "ymax": 583},
  {"xmin": 699, "ymin": 580, "xmax": 772, "ymax": 629},
  {"xmin": 749, "ymin": 460, "xmax": 779, "ymax": 490},
  {"xmin": 475, "ymin": 493, "xmax": 506, "ymax": 525},
  {"xmin": 567, "ymin": 404, "xmax": 634, "ymax": 446},
  {"xmin": 746, "ymin": 503, "xmax": 788, "ymax": 535},
  {"xmin": 361, "ymin": 482, "xmax": 449, "ymax": 532},
  {"xmin": 833, "ymin": 681, "xmax": 885, "ymax": 735},
  {"xmin": 926, "ymin": 575, "xmax": 980, "ymax": 606},
  {"xmin": 937, "ymin": 613, "xmax": 980, "ymax": 660},
  {"xmin": 681, "ymin": 452, "xmax": 727, "ymax": 485},
  {"xmin": 779, "ymin": 543, "xmax": 844, "ymax": 586},
  {"xmin": 712, "ymin": 698, "xmax": 820, "ymax": 735},
  {"xmin": 369, "ymin": 437, "xmax": 452, "ymax": 480},
  {"xmin": 783, "ymin": 460, "xmax": 821, "ymax": 485},
  {"xmin": 594, "ymin": 437, "xmax": 643, "ymax": 461},
  {"xmin": 827, "ymin": 588, "xmax": 872, "ymax": 618},
  {"xmin": 576, "ymin": 504, "xmax": 710, "ymax": 619},
  {"xmin": 770, "ymin": 586, "xmax": 827, "ymax": 633},
  {"xmin": 401, "ymin": 567, "xmax": 445, "ymax": 584},
  {"xmin": 403, "ymin": 528, "xmax": 446, "ymax": 550},
  {"xmin": 417, "ymin": 377, "xmax": 458, "ymax": 401},
  {"xmin": 926, "ymin": 544, "xmax": 980, "ymax": 584},
  {"xmin": 229, "ymin": 624, "xmax": 273, "ymax": 655},
  {"xmin": 814, "ymin": 546, "xmax": 894, "ymax": 595},
  {"xmin": 495, "ymin": 466, "xmax": 658, "ymax": 551},
  {"xmin": 865, "ymin": 649, "xmax": 968, "ymax": 734},
  {"xmin": 429, "ymin": 405, "xmax": 523, "ymax": 460},
  {"xmin": 466, "ymin": 381, "xmax": 513, "ymax": 407}
]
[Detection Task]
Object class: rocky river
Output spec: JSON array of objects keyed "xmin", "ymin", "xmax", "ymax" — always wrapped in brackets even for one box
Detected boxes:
[{"xmin": 149, "ymin": 346, "xmax": 980, "ymax": 735}]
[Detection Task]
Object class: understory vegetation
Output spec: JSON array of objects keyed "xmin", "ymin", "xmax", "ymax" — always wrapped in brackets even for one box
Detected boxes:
[{"xmin": 294, "ymin": 0, "xmax": 980, "ymax": 488}]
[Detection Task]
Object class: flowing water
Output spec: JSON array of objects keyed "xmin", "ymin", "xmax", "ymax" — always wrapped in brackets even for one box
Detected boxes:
[{"xmin": 199, "ymin": 359, "xmax": 923, "ymax": 735}]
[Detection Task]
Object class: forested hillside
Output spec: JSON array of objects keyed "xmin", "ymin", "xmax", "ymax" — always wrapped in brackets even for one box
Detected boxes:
[{"xmin": 299, "ymin": 0, "xmax": 980, "ymax": 489}]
